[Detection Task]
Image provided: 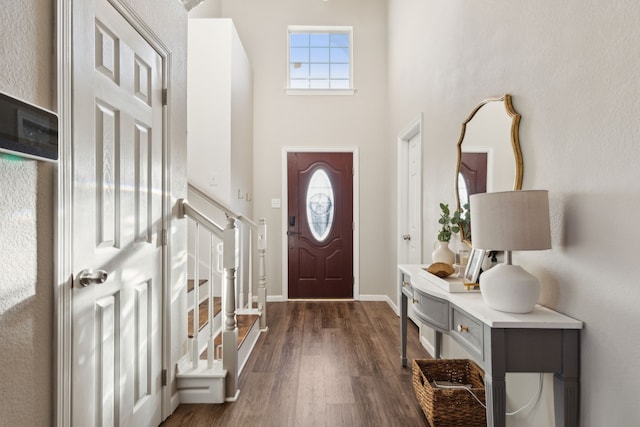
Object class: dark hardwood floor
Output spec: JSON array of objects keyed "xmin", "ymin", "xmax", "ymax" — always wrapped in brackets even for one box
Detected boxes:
[{"xmin": 161, "ymin": 301, "xmax": 432, "ymax": 426}]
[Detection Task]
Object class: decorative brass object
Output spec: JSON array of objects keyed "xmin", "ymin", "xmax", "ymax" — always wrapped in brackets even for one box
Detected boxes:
[{"xmin": 457, "ymin": 324, "xmax": 470, "ymax": 333}]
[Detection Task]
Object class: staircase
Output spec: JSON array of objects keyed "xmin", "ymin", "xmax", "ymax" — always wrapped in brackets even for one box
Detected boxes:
[{"xmin": 175, "ymin": 187, "xmax": 267, "ymax": 403}]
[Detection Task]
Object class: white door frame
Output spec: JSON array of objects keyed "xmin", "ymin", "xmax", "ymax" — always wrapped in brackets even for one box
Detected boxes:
[
  {"xmin": 55, "ymin": 0, "xmax": 172, "ymax": 424},
  {"xmin": 396, "ymin": 114, "xmax": 423, "ymax": 314},
  {"xmin": 281, "ymin": 147, "xmax": 360, "ymax": 300}
]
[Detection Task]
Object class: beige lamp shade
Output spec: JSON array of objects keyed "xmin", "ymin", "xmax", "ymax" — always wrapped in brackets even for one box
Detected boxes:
[{"xmin": 470, "ymin": 190, "xmax": 551, "ymax": 251}]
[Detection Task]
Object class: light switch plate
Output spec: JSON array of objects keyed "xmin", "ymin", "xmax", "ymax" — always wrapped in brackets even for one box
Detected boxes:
[{"xmin": 271, "ymin": 198, "xmax": 281, "ymax": 209}]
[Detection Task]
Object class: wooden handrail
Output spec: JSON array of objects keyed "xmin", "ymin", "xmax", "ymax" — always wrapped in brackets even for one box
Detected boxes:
[
  {"xmin": 178, "ymin": 198, "xmax": 224, "ymax": 237},
  {"xmin": 188, "ymin": 183, "xmax": 258, "ymax": 230}
]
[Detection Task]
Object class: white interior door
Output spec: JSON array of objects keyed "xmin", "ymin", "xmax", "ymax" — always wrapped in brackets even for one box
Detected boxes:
[
  {"xmin": 397, "ymin": 116, "xmax": 422, "ymax": 325},
  {"xmin": 71, "ymin": 0, "xmax": 164, "ymax": 425},
  {"xmin": 406, "ymin": 135, "xmax": 422, "ymax": 263},
  {"xmin": 398, "ymin": 117, "xmax": 422, "ymax": 265}
]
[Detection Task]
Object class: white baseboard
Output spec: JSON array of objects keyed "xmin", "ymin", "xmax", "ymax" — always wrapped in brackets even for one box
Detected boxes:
[
  {"xmin": 358, "ymin": 294, "xmax": 391, "ymax": 302},
  {"xmin": 420, "ymin": 334, "xmax": 435, "ymax": 358},
  {"xmin": 266, "ymin": 295, "xmax": 285, "ymax": 302},
  {"xmin": 170, "ymin": 391, "xmax": 181, "ymax": 414},
  {"xmin": 386, "ymin": 297, "xmax": 399, "ymax": 315}
]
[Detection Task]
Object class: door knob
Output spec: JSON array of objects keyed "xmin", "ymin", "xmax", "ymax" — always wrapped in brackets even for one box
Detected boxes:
[
  {"xmin": 402, "ymin": 234, "xmax": 411, "ymax": 241},
  {"xmin": 75, "ymin": 269, "xmax": 108, "ymax": 288}
]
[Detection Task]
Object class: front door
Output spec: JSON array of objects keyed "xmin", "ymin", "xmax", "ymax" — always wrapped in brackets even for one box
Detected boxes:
[
  {"xmin": 287, "ymin": 152, "xmax": 353, "ymax": 299},
  {"xmin": 71, "ymin": 0, "xmax": 164, "ymax": 425}
]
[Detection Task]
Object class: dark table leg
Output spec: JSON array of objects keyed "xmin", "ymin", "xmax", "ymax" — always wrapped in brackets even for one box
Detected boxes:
[
  {"xmin": 400, "ymin": 287, "xmax": 408, "ymax": 367},
  {"xmin": 554, "ymin": 330, "xmax": 580, "ymax": 427}
]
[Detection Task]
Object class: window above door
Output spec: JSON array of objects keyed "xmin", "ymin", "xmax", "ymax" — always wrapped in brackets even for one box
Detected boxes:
[{"xmin": 287, "ymin": 26, "xmax": 354, "ymax": 95}]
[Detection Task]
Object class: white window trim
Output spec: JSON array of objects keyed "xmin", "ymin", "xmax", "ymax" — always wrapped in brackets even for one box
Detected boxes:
[{"xmin": 286, "ymin": 25, "xmax": 355, "ymax": 96}]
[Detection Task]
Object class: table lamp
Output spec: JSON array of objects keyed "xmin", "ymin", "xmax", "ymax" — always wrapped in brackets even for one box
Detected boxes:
[{"xmin": 470, "ymin": 190, "xmax": 551, "ymax": 313}]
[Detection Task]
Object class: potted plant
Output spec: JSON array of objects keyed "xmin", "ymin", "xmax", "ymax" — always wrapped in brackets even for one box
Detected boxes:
[
  {"xmin": 432, "ymin": 203, "xmax": 460, "ymax": 264},
  {"xmin": 437, "ymin": 203, "xmax": 460, "ymax": 242}
]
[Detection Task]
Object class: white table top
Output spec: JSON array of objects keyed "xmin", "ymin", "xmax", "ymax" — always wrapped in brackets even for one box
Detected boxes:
[{"xmin": 399, "ymin": 264, "xmax": 583, "ymax": 329}]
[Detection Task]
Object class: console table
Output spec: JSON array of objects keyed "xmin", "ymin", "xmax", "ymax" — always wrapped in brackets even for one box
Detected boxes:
[{"xmin": 399, "ymin": 264, "xmax": 583, "ymax": 427}]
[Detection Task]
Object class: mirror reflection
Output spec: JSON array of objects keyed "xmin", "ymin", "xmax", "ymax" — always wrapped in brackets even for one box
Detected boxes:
[{"xmin": 454, "ymin": 94, "xmax": 523, "ymax": 244}]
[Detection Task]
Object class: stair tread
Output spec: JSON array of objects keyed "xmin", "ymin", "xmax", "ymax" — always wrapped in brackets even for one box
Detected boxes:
[
  {"xmin": 199, "ymin": 314, "xmax": 259, "ymax": 360},
  {"xmin": 187, "ymin": 296, "xmax": 222, "ymax": 337},
  {"xmin": 187, "ymin": 279, "xmax": 208, "ymax": 293}
]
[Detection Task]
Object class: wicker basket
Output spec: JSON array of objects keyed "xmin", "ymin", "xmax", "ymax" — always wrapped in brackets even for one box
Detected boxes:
[{"xmin": 412, "ymin": 359, "xmax": 486, "ymax": 427}]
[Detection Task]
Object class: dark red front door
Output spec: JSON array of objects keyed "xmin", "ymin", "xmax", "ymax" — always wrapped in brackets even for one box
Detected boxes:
[
  {"xmin": 460, "ymin": 152, "xmax": 488, "ymax": 197},
  {"xmin": 287, "ymin": 152, "xmax": 353, "ymax": 299}
]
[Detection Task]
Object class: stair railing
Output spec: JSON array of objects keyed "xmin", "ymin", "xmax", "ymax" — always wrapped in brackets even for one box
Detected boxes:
[
  {"xmin": 178, "ymin": 193, "xmax": 267, "ymax": 400},
  {"xmin": 187, "ymin": 183, "xmax": 268, "ymax": 330},
  {"xmin": 178, "ymin": 200, "xmax": 227, "ymax": 364}
]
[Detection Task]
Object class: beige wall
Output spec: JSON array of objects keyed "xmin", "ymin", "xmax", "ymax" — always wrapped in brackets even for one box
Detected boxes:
[
  {"xmin": 0, "ymin": 0, "xmax": 188, "ymax": 425},
  {"xmin": 0, "ymin": 1, "xmax": 54, "ymax": 425},
  {"xmin": 387, "ymin": 1, "xmax": 640, "ymax": 425},
  {"xmin": 213, "ymin": 0, "xmax": 390, "ymax": 299}
]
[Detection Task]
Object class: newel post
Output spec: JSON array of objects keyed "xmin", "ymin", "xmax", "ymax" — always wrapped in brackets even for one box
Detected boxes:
[
  {"xmin": 257, "ymin": 218, "xmax": 268, "ymax": 331},
  {"xmin": 222, "ymin": 216, "xmax": 239, "ymax": 400}
]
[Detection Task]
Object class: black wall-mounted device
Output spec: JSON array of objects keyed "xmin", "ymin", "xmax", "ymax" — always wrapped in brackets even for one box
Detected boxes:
[{"xmin": 0, "ymin": 91, "xmax": 58, "ymax": 161}]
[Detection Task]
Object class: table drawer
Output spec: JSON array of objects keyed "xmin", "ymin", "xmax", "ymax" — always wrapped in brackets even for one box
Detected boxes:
[
  {"xmin": 401, "ymin": 273, "xmax": 414, "ymax": 298},
  {"xmin": 411, "ymin": 289, "xmax": 449, "ymax": 331},
  {"xmin": 450, "ymin": 307, "xmax": 484, "ymax": 361}
]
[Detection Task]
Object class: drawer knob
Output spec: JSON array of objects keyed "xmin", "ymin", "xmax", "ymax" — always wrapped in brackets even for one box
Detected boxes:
[
  {"xmin": 412, "ymin": 298, "xmax": 419, "ymax": 304},
  {"xmin": 457, "ymin": 324, "xmax": 469, "ymax": 333}
]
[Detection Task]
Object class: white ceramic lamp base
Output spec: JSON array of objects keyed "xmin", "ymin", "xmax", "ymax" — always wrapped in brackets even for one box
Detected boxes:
[{"xmin": 479, "ymin": 263, "xmax": 540, "ymax": 314}]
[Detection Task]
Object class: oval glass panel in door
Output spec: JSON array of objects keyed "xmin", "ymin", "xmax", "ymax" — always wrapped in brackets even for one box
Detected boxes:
[{"xmin": 306, "ymin": 168, "xmax": 335, "ymax": 242}]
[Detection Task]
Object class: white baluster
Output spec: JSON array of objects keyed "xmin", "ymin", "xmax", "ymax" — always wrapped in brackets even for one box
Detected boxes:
[
  {"xmin": 238, "ymin": 221, "xmax": 245, "ymax": 311},
  {"xmin": 246, "ymin": 226, "xmax": 253, "ymax": 309},
  {"xmin": 258, "ymin": 218, "xmax": 267, "ymax": 331},
  {"xmin": 192, "ymin": 223, "xmax": 200, "ymax": 369},
  {"xmin": 207, "ymin": 233, "xmax": 215, "ymax": 369},
  {"xmin": 222, "ymin": 216, "xmax": 239, "ymax": 399}
]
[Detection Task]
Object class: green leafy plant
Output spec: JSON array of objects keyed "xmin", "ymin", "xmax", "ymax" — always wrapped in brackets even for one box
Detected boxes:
[{"xmin": 437, "ymin": 203, "xmax": 460, "ymax": 242}]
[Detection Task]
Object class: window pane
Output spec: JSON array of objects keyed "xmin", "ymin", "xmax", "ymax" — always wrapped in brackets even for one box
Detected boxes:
[
  {"xmin": 290, "ymin": 63, "xmax": 309, "ymax": 79},
  {"xmin": 330, "ymin": 79, "xmax": 350, "ymax": 89},
  {"xmin": 306, "ymin": 168, "xmax": 334, "ymax": 242},
  {"xmin": 330, "ymin": 33, "xmax": 349, "ymax": 47},
  {"xmin": 290, "ymin": 79, "xmax": 310, "ymax": 89},
  {"xmin": 310, "ymin": 80, "xmax": 330, "ymax": 89},
  {"xmin": 310, "ymin": 33, "xmax": 330, "ymax": 47},
  {"xmin": 310, "ymin": 63, "xmax": 329, "ymax": 79},
  {"xmin": 290, "ymin": 33, "xmax": 309, "ymax": 47},
  {"xmin": 290, "ymin": 47, "xmax": 309, "ymax": 63},
  {"xmin": 310, "ymin": 48, "xmax": 329, "ymax": 63},
  {"xmin": 330, "ymin": 47, "xmax": 349, "ymax": 63},
  {"xmin": 330, "ymin": 63, "xmax": 350, "ymax": 79}
]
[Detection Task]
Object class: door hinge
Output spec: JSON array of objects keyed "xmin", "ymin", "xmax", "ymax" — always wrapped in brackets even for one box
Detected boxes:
[
  {"xmin": 162, "ymin": 88, "xmax": 168, "ymax": 106},
  {"xmin": 161, "ymin": 369, "xmax": 168, "ymax": 386},
  {"xmin": 162, "ymin": 228, "xmax": 168, "ymax": 246}
]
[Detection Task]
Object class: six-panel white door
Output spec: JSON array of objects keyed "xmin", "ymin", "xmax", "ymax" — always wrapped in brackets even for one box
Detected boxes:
[{"xmin": 71, "ymin": 0, "xmax": 164, "ymax": 425}]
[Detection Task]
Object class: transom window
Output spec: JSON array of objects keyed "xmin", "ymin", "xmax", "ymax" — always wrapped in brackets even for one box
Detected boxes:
[{"xmin": 287, "ymin": 26, "xmax": 353, "ymax": 95}]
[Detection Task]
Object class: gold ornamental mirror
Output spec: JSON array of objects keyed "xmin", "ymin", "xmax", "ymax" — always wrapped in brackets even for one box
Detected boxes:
[{"xmin": 454, "ymin": 94, "xmax": 523, "ymax": 245}]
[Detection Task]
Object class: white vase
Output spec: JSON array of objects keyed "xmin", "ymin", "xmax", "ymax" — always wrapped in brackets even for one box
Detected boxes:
[{"xmin": 432, "ymin": 240, "xmax": 455, "ymax": 264}]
